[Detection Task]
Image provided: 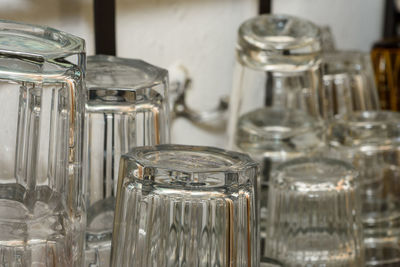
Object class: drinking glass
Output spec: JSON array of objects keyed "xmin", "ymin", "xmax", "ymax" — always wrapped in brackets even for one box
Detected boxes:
[
  {"xmin": 84, "ymin": 55, "xmax": 170, "ymax": 266},
  {"xmin": 328, "ymin": 111, "xmax": 400, "ymax": 266},
  {"xmin": 227, "ymin": 14, "xmax": 325, "ymax": 257},
  {"xmin": 321, "ymin": 51, "xmax": 380, "ymax": 119},
  {"xmin": 110, "ymin": 144, "xmax": 258, "ymax": 267},
  {"xmin": 260, "ymin": 257, "xmax": 284, "ymax": 267},
  {"xmin": 264, "ymin": 157, "xmax": 364, "ymax": 266},
  {"xmin": 0, "ymin": 20, "xmax": 86, "ymax": 266},
  {"xmin": 228, "ymin": 14, "xmax": 323, "ymax": 131}
]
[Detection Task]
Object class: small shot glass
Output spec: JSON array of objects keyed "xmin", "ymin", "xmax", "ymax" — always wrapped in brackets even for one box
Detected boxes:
[{"xmin": 110, "ymin": 144, "xmax": 259, "ymax": 267}]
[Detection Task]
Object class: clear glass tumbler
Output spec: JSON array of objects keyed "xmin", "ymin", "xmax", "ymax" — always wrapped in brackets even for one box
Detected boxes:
[
  {"xmin": 327, "ymin": 111, "xmax": 400, "ymax": 266},
  {"xmin": 0, "ymin": 20, "xmax": 86, "ymax": 266},
  {"xmin": 321, "ymin": 51, "xmax": 380, "ymax": 119},
  {"xmin": 260, "ymin": 257, "xmax": 284, "ymax": 267},
  {"xmin": 265, "ymin": 157, "xmax": 364, "ymax": 266},
  {"xmin": 228, "ymin": 14, "xmax": 325, "ymax": 257},
  {"xmin": 228, "ymin": 14, "xmax": 323, "ymax": 135},
  {"xmin": 84, "ymin": 55, "xmax": 170, "ymax": 266},
  {"xmin": 111, "ymin": 144, "xmax": 258, "ymax": 267}
]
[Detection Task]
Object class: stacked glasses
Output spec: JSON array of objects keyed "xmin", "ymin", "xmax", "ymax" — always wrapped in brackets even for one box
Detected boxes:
[
  {"xmin": 228, "ymin": 14, "xmax": 325, "ymax": 257},
  {"xmin": 84, "ymin": 55, "xmax": 170, "ymax": 266},
  {"xmin": 0, "ymin": 21, "xmax": 85, "ymax": 266},
  {"xmin": 110, "ymin": 145, "xmax": 258, "ymax": 267},
  {"xmin": 328, "ymin": 111, "xmax": 400, "ymax": 265}
]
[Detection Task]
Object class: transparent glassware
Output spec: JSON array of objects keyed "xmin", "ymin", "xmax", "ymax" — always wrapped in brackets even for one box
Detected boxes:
[
  {"xmin": 260, "ymin": 257, "xmax": 284, "ymax": 267},
  {"xmin": 320, "ymin": 26, "xmax": 336, "ymax": 52},
  {"xmin": 227, "ymin": 14, "xmax": 325, "ymax": 257},
  {"xmin": 0, "ymin": 20, "xmax": 86, "ymax": 266},
  {"xmin": 110, "ymin": 144, "xmax": 258, "ymax": 267},
  {"xmin": 265, "ymin": 157, "xmax": 364, "ymax": 266},
  {"xmin": 321, "ymin": 51, "xmax": 380, "ymax": 119},
  {"xmin": 83, "ymin": 55, "xmax": 170, "ymax": 266},
  {"xmin": 327, "ymin": 111, "xmax": 400, "ymax": 266}
]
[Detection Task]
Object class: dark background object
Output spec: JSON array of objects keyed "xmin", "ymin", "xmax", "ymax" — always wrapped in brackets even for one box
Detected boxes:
[
  {"xmin": 259, "ymin": 0, "xmax": 272, "ymax": 14},
  {"xmin": 94, "ymin": 0, "xmax": 116, "ymax": 55},
  {"xmin": 383, "ymin": 0, "xmax": 400, "ymax": 38},
  {"xmin": 93, "ymin": 0, "xmax": 272, "ymax": 55}
]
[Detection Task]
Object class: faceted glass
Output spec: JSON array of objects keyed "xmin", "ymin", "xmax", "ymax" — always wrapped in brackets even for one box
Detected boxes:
[
  {"xmin": 111, "ymin": 144, "xmax": 258, "ymax": 267},
  {"xmin": 265, "ymin": 157, "xmax": 364, "ymax": 266},
  {"xmin": 321, "ymin": 51, "xmax": 380, "ymax": 119},
  {"xmin": 328, "ymin": 111, "xmax": 400, "ymax": 265},
  {"xmin": 84, "ymin": 55, "xmax": 170, "ymax": 266},
  {"xmin": 228, "ymin": 14, "xmax": 325, "ymax": 258},
  {"xmin": 0, "ymin": 20, "xmax": 85, "ymax": 266}
]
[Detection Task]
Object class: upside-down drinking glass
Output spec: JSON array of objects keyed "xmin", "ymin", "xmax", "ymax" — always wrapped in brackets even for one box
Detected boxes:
[
  {"xmin": 84, "ymin": 55, "xmax": 170, "ymax": 266},
  {"xmin": 321, "ymin": 51, "xmax": 380, "ymax": 119},
  {"xmin": 265, "ymin": 157, "xmax": 364, "ymax": 266},
  {"xmin": 328, "ymin": 111, "xmax": 400, "ymax": 266},
  {"xmin": 227, "ymin": 14, "xmax": 325, "ymax": 257},
  {"xmin": 111, "ymin": 144, "xmax": 258, "ymax": 267},
  {"xmin": 0, "ymin": 20, "xmax": 86, "ymax": 266}
]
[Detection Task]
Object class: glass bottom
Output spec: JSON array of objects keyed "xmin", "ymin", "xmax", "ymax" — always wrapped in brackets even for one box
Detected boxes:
[
  {"xmin": 86, "ymin": 197, "xmax": 115, "ymax": 267},
  {"xmin": 235, "ymin": 108, "xmax": 325, "ymax": 260},
  {"xmin": 0, "ymin": 184, "xmax": 81, "ymax": 266},
  {"xmin": 85, "ymin": 244, "xmax": 111, "ymax": 267},
  {"xmin": 365, "ymin": 239, "xmax": 400, "ymax": 266}
]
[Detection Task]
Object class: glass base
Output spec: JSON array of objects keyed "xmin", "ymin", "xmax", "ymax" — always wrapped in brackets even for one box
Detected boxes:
[
  {"xmin": 85, "ymin": 197, "xmax": 114, "ymax": 267},
  {"xmin": 365, "ymin": 238, "xmax": 400, "ymax": 266}
]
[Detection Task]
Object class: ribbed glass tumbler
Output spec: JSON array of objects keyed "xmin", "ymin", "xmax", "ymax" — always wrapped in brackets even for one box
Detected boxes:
[
  {"xmin": 321, "ymin": 51, "xmax": 379, "ymax": 119},
  {"xmin": 0, "ymin": 21, "xmax": 86, "ymax": 266},
  {"xmin": 84, "ymin": 55, "xmax": 170, "ymax": 266},
  {"xmin": 111, "ymin": 144, "xmax": 258, "ymax": 267},
  {"xmin": 265, "ymin": 157, "xmax": 364, "ymax": 266},
  {"xmin": 228, "ymin": 14, "xmax": 325, "ymax": 258},
  {"xmin": 328, "ymin": 111, "xmax": 400, "ymax": 266}
]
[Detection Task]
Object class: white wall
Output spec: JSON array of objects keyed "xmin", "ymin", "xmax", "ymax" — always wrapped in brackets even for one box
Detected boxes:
[
  {"xmin": 273, "ymin": 0, "xmax": 384, "ymax": 52},
  {"xmin": 0, "ymin": 0, "xmax": 385, "ymax": 148},
  {"xmin": 116, "ymin": 0, "xmax": 258, "ymax": 147},
  {"xmin": 0, "ymin": 0, "xmax": 95, "ymax": 54}
]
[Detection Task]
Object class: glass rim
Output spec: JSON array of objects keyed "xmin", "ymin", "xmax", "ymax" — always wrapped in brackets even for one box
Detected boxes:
[
  {"xmin": 238, "ymin": 14, "xmax": 321, "ymax": 52},
  {"xmin": 273, "ymin": 156, "xmax": 357, "ymax": 190},
  {"xmin": 122, "ymin": 144, "xmax": 259, "ymax": 175},
  {"xmin": 87, "ymin": 55, "xmax": 168, "ymax": 91},
  {"xmin": 260, "ymin": 257, "xmax": 284, "ymax": 266},
  {"xmin": 322, "ymin": 50, "xmax": 371, "ymax": 74},
  {"xmin": 276, "ymin": 156, "xmax": 356, "ymax": 172},
  {"xmin": 328, "ymin": 111, "xmax": 400, "ymax": 148},
  {"xmin": 334, "ymin": 110, "xmax": 400, "ymax": 125},
  {"xmin": 0, "ymin": 19, "xmax": 85, "ymax": 59}
]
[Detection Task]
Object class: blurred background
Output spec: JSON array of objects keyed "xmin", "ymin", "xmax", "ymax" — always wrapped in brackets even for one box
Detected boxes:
[{"xmin": 0, "ymin": 0, "xmax": 388, "ymax": 147}]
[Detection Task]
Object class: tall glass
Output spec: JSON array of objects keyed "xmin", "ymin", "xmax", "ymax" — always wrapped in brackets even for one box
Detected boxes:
[
  {"xmin": 265, "ymin": 157, "xmax": 364, "ymax": 266},
  {"xmin": 84, "ymin": 55, "xmax": 170, "ymax": 266},
  {"xmin": 228, "ymin": 14, "xmax": 325, "ymax": 257},
  {"xmin": 328, "ymin": 111, "xmax": 400, "ymax": 266},
  {"xmin": 111, "ymin": 144, "xmax": 258, "ymax": 267},
  {"xmin": 0, "ymin": 20, "xmax": 85, "ymax": 266},
  {"xmin": 321, "ymin": 51, "xmax": 380, "ymax": 119}
]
